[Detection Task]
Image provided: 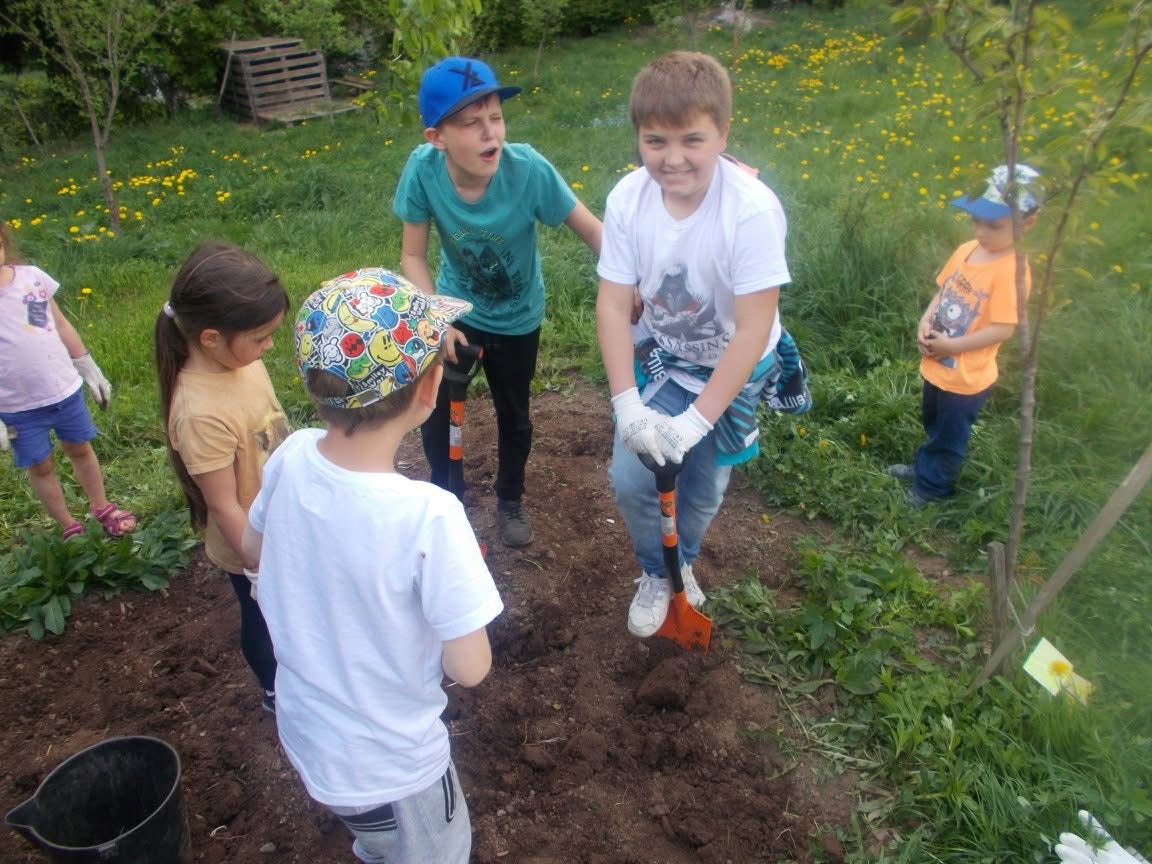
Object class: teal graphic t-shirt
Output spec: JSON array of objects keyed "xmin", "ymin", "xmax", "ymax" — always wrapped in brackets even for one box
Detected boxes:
[{"xmin": 393, "ymin": 142, "xmax": 577, "ymax": 334}]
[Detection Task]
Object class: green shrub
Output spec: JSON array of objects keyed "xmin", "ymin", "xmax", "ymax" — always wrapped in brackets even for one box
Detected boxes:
[{"xmin": 0, "ymin": 512, "xmax": 197, "ymax": 639}]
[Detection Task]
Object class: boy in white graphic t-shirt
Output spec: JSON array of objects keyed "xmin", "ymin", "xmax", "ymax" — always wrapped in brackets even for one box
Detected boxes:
[{"xmin": 596, "ymin": 51, "xmax": 792, "ymax": 639}]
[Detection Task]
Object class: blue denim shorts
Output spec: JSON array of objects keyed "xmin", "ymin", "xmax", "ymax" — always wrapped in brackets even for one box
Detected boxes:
[{"xmin": 1, "ymin": 387, "xmax": 97, "ymax": 468}]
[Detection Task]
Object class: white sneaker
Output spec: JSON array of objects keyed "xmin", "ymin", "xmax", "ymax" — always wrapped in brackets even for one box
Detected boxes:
[
  {"xmin": 627, "ymin": 573, "xmax": 671, "ymax": 638},
  {"xmin": 680, "ymin": 563, "xmax": 706, "ymax": 609}
]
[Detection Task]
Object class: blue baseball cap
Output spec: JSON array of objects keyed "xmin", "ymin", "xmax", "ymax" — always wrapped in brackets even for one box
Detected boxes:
[
  {"xmin": 418, "ymin": 57, "xmax": 522, "ymax": 128},
  {"xmin": 951, "ymin": 163, "xmax": 1043, "ymax": 220}
]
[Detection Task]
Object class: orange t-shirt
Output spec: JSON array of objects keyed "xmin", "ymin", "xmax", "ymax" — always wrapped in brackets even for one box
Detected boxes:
[{"xmin": 920, "ymin": 240, "xmax": 1030, "ymax": 395}]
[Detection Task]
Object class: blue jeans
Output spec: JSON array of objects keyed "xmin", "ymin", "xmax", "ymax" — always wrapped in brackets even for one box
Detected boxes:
[
  {"xmin": 608, "ymin": 380, "xmax": 733, "ymax": 576},
  {"xmin": 913, "ymin": 380, "xmax": 993, "ymax": 500}
]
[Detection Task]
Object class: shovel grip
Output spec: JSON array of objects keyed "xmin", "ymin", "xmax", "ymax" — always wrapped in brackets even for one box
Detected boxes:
[
  {"xmin": 638, "ymin": 452, "xmax": 683, "ymax": 493},
  {"xmin": 443, "ymin": 343, "xmax": 483, "ymax": 389}
]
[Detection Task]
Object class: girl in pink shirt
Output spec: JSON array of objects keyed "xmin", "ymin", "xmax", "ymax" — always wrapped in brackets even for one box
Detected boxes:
[{"xmin": 0, "ymin": 222, "xmax": 135, "ymax": 539}]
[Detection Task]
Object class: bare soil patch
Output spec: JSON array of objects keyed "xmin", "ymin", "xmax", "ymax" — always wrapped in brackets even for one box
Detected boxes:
[{"xmin": 1, "ymin": 379, "xmax": 856, "ymax": 863}]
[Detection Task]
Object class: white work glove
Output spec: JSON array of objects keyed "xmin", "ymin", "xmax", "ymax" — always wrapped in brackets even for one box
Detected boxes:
[
  {"xmin": 653, "ymin": 404, "xmax": 713, "ymax": 464},
  {"xmin": 1055, "ymin": 811, "xmax": 1150, "ymax": 864},
  {"xmin": 72, "ymin": 353, "xmax": 111, "ymax": 410},
  {"xmin": 611, "ymin": 387, "xmax": 667, "ymax": 466},
  {"xmin": 0, "ymin": 419, "xmax": 9, "ymax": 451},
  {"xmin": 243, "ymin": 568, "xmax": 259, "ymax": 602}
]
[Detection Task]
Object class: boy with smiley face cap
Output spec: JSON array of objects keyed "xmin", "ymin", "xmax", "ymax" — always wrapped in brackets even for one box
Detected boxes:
[
  {"xmin": 393, "ymin": 56, "xmax": 602, "ymax": 549},
  {"xmin": 244, "ymin": 268, "xmax": 503, "ymax": 864}
]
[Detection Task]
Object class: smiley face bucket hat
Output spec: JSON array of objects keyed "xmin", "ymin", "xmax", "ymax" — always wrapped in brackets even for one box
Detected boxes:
[{"xmin": 295, "ymin": 268, "xmax": 471, "ymax": 408}]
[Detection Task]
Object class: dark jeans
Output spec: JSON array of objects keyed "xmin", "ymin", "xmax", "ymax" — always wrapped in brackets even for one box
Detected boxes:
[
  {"xmin": 227, "ymin": 572, "xmax": 277, "ymax": 693},
  {"xmin": 421, "ymin": 323, "xmax": 540, "ymax": 501},
  {"xmin": 913, "ymin": 379, "xmax": 993, "ymax": 500}
]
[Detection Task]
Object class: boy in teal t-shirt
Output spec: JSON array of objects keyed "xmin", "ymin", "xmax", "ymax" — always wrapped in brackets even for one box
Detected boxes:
[{"xmin": 393, "ymin": 56, "xmax": 601, "ymax": 548}]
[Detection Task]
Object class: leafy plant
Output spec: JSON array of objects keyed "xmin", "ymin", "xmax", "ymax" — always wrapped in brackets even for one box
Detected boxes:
[
  {"xmin": 712, "ymin": 540, "xmax": 979, "ymax": 697},
  {"xmin": 0, "ymin": 511, "xmax": 196, "ymax": 639},
  {"xmin": 361, "ymin": 0, "xmax": 482, "ymax": 128}
]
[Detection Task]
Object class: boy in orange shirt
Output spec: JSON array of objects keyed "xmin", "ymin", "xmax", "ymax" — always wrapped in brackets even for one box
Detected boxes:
[{"xmin": 889, "ymin": 163, "xmax": 1042, "ymax": 506}]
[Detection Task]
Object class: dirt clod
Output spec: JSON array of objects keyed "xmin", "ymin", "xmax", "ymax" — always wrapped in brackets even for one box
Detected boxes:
[{"xmin": 636, "ymin": 657, "xmax": 691, "ymax": 709}]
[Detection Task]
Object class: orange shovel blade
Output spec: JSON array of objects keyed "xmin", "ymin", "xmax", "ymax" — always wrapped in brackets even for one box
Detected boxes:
[{"xmin": 654, "ymin": 592, "xmax": 711, "ymax": 654}]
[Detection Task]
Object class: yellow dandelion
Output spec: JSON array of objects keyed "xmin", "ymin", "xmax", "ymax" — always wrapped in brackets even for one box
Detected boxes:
[
  {"xmin": 81, "ymin": 287, "xmax": 93, "ymax": 295},
  {"xmin": 1049, "ymin": 659, "xmax": 1072, "ymax": 678},
  {"xmin": 859, "ymin": 434, "xmax": 867, "ymax": 446}
]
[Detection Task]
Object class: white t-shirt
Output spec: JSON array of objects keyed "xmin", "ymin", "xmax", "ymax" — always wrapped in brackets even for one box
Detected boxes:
[
  {"xmin": 247, "ymin": 428, "xmax": 503, "ymax": 807},
  {"xmin": 597, "ymin": 156, "xmax": 791, "ymax": 394},
  {"xmin": 0, "ymin": 265, "xmax": 82, "ymax": 413}
]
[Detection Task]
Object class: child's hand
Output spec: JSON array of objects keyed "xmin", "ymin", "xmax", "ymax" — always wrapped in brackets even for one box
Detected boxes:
[
  {"xmin": 441, "ymin": 327, "xmax": 470, "ymax": 365},
  {"xmin": 917, "ymin": 318, "xmax": 935, "ymax": 345},
  {"xmin": 631, "ymin": 287, "xmax": 644, "ymax": 325},
  {"xmin": 654, "ymin": 405, "xmax": 713, "ymax": 464},
  {"xmin": 72, "ymin": 353, "xmax": 111, "ymax": 410},
  {"xmin": 1054, "ymin": 810, "xmax": 1149, "ymax": 864},
  {"xmin": 611, "ymin": 387, "xmax": 667, "ymax": 466},
  {"xmin": 0, "ymin": 419, "xmax": 9, "ymax": 451},
  {"xmin": 919, "ymin": 331, "xmax": 953, "ymax": 359}
]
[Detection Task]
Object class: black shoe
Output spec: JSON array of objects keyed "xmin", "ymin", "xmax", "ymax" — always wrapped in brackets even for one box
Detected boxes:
[
  {"xmin": 497, "ymin": 498, "xmax": 534, "ymax": 547},
  {"xmin": 261, "ymin": 690, "xmax": 276, "ymax": 714}
]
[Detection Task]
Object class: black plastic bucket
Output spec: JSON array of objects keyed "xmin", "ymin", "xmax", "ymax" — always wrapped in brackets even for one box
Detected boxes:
[{"xmin": 4, "ymin": 736, "xmax": 190, "ymax": 863}]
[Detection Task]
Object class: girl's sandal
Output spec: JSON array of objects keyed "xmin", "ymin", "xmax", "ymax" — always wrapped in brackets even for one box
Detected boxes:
[
  {"xmin": 62, "ymin": 522, "xmax": 85, "ymax": 541},
  {"xmin": 91, "ymin": 503, "xmax": 137, "ymax": 538}
]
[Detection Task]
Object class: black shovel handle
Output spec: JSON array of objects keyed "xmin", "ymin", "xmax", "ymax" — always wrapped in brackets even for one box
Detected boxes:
[
  {"xmin": 443, "ymin": 343, "xmax": 483, "ymax": 392},
  {"xmin": 638, "ymin": 453, "xmax": 685, "ymax": 594}
]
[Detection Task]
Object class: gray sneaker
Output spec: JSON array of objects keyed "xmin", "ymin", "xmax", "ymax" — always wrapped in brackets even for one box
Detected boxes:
[
  {"xmin": 497, "ymin": 498, "xmax": 534, "ymax": 547},
  {"xmin": 886, "ymin": 463, "xmax": 916, "ymax": 482}
]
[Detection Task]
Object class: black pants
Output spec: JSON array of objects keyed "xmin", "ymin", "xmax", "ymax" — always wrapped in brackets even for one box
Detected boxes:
[
  {"xmin": 228, "ymin": 572, "xmax": 277, "ymax": 693},
  {"xmin": 421, "ymin": 323, "xmax": 540, "ymax": 501}
]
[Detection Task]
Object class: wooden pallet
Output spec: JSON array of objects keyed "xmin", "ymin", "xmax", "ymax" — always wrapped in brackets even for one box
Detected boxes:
[{"xmin": 218, "ymin": 38, "xmax": 359, "ymax": 124}]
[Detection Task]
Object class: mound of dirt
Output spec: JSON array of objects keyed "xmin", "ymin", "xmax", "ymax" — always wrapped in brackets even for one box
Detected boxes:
[{"xmin": 0, "ymin": 380, "xmax": 854, "ymax": 863}]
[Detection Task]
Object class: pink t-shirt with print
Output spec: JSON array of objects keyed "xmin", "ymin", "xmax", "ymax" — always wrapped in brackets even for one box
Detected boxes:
[{"xmin": 0, "ymin": 265, "xmax": 82, "ymax": 413}]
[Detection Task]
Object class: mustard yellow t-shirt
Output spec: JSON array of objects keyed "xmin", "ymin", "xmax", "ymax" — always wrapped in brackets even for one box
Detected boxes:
[
  {"xmin": 168, "ymin": 360, "xmax": 290, "ymax": 573},
  {"xmin": 920, "ymin": 240, "xmax": 1031, "ymax": 396}
]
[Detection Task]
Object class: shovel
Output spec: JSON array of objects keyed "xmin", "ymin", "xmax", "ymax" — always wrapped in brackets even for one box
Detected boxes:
[
  {"xmin": 442, "ymin": 343, "xmax": 484, "ymax": 502},
  {"xmin": 640, "ymin": 454, "xmax": 712, "ymax": 654}
]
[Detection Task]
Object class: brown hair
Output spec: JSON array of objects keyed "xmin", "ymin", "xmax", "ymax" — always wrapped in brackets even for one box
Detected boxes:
[
  {"xmin": 0, "ymin": 222, "xmax": 25, "ymax": 264},
  {"xmin": 305, "ymin": 360, "xmax": 440, "ymax": 436},
  {"xmin": 629, "ymin": 51, "xmax": 732, "ymax": 132},
  {"xmin": 154, "ymin": 241, "xmax": 290, "ymax": 529}
]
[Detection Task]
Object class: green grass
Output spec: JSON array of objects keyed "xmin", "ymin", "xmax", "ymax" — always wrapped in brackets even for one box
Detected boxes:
[{"xmin": 2, "ymin": 3, "xmax": 1150, "ymax": 860}]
